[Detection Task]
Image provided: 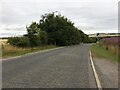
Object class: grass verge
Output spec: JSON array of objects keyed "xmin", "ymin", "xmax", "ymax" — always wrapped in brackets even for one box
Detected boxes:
[
  {"xmin": 1, "ymin": 45, "xmax": 58, "ymax": 59},
  {"xmin": 91, "ymin": 44, "xmax": 120, "ymax": 62}
]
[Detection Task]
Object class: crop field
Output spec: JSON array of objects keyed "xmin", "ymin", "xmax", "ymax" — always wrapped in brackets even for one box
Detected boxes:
[{"xmin": 0, "ymin": 39, "xmax": 8, "ymax": 45}]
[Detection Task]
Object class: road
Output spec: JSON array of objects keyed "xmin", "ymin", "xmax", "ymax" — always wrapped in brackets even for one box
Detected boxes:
[{"xmin": 2, "ymin": 44, "xmax": 97, "ymax": 88}]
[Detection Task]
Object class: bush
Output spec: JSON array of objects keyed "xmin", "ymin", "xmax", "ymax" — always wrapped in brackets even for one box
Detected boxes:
[
  {"xmin": 26, "ymin": 22, "xmax": 48, "ymax": 47},
  {"xmin": 8, "ymin": 36, "xmax": 30, "ymax": 47}
]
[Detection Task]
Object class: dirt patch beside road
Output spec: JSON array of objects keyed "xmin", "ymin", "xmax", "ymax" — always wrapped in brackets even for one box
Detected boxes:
[{"xmin": 93, "ymin": 57, "xmax": 118, "ymax": 88}]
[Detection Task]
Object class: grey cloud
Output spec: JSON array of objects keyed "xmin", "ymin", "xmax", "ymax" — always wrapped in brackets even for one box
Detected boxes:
[
  {"xmin": 1, "ymin": 0, "xmax": 118, "ymax": 37},
  {"xmin": 4, "ymin": 26, "xmax": 25, "ymax": 31},
  {"xmin": 58, "ymin": 2, "xmax": 117, "ymax": 31}
]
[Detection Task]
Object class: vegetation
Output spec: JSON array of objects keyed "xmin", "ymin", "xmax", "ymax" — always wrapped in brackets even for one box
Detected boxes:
[
  {"xmin": 92, "ymin": 36, "xmax": 120, "ymax": 62},
  {"xmin": 91, "ymin": 42, "xmax": 120, "ymax": 62},
  {"xmin": 101, "ymin": 36, "xmax": 120, "ymax": 55},
  {"xmin": 2, "ymin": 44, "xmax": 57, "ymax": 58},
  {"xmin": 8, "ymin": 12, "xmax": 95, "ymax": 48},
  {"xmin": 8, "ymin": 37, "xmax": 30, "ymax": 47}
]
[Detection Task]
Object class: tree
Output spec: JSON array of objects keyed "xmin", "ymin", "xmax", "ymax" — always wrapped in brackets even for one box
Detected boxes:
[
  {"xmin": 26, "ymin": 22, "xmax": 48, "ymax": 47},
  {"xmin": 8, "ymin": 12, "xmax": 92, "ymax": 47},
  {"xmin": 38, "ymin": 12, "xmax": 84, "ymax": 46},
  {"xmin": 39, "ymin": 31, "xmax": 48, "ymax": 45}
]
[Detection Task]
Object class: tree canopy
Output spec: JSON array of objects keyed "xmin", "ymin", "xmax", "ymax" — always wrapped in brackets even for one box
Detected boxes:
[
  {"xmin": 8, "ymin": 12, "xmax": 96, "ymax": 47},
  {"xmin": 38, "ymin": 12, "xmax": 88, "ymax": 46}
]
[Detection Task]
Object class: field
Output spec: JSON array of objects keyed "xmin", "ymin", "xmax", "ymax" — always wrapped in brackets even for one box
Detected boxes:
[
  {"xmin": 0, "ymin": 39, "xmax": 8, "ymax": 45},
  {"xmin": 91, "ymin": 36, "xmax": 120, "ymax": 62}
]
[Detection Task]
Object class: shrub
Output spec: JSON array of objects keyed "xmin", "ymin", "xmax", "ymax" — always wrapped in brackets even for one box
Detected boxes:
[
  {"xmin": 8, "ymin": 36, "xmax": 30, "ymax": 47},
  {"xmin": 100, "ymin": 36, "xmax": 120, "ymax": 55}
]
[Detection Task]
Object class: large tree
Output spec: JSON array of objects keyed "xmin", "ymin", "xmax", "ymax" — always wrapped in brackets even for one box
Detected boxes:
[
  {"xmin": 8, "ymin": 12, "xmax": 93, "ymax": 47},
  {"xmin": 26, "ymin": 22, "xmax": 48, "ymax": 47},
  {"xmin": 38, "ymin": 12, "xmax": 85, "ymax": 46}
]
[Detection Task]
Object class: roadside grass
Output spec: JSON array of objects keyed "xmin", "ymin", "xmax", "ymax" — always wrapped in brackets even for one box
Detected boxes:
[
  {"xmin": 91, "ymin": 44, "xmax": 120, "ymax": 62},
  {"xmin": 1, "ymin": 44, "xmax": 57, "ymax": 58}
]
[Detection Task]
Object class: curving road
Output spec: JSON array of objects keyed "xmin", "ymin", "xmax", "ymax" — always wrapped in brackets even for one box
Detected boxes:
[{"xmin": 2, "ymin": 44, "xmax": 97, "ymax": 88}]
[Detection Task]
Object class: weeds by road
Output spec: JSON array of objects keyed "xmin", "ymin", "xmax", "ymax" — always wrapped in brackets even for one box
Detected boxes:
[
  {"xmin": 2, "ymin": 45, "xmax": 57, "ymax": 59},
  {"xmin": 91, "ymin": 44, "xmax": 119, "ymax": 62}
]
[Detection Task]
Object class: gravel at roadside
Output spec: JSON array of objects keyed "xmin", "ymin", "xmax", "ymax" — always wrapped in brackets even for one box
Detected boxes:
[{"xmin": 93, "ymin": 57, "xmax": 118, "ymax": 88}]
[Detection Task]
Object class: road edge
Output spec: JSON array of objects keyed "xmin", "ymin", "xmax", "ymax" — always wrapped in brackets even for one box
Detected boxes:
[
  {"xmin": 2, "ymin": 47, "xmax": 64, "ymax": 61},
  {"xmin": 89, "ymin": 51, "xmax": 102, "ymax": 90}
]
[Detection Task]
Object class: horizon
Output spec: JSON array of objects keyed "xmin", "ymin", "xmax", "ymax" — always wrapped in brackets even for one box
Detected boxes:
[{"xmin": 0, "ymin": 32, "xmax": 120, "ymax": 38}]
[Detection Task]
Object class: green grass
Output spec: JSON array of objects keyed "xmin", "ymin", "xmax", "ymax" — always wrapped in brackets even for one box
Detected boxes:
[
  {"xmin": 91, "ymin": 44, "xmax": 120, "ymax": 62},
  {"xmin": 2, "ymin": 45, "xmax": 58, "ymax": 58}
]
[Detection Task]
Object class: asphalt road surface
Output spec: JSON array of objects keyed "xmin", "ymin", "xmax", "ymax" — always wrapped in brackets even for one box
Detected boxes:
[{"xmin": 2, "ymin": 44, "xmax": 97, "ymax": 88}]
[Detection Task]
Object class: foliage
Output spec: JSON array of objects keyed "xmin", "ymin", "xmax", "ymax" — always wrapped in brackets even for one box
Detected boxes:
[
  {"xmin": 38, "ymin": 12, "xmax": 90, "ymax": 46},
  {"xmin": 99, "ymin": 36, "xmax": 120, "ymax": 56},
  {"xmin": 26, "ymin": 22, "xmax": 48, "ymax": 47},
  {"xmin": 102, "ymin": 36, "xmax": 120, "ymax": 45},
  {"xmin": 88, "ymin": 37, "xmax": 97, "ymax": 43},
  {"xmin": 39, "ymin": 30, "xmax": 48, "ymax": 45},
  {"xmin": 2, "ymin": 44, "xmax": 57, "ymax": 58},
  {"xmin": 8, "ymin": 12, "xmax": 94, "ymax": 47},
  {"xmin": 26, "ymin": 22, "xmax": 41, "ymax": 47},
  {"xmin": 8, "ymin": 36, "xmax": 30, "ymax": 47},
  {"xmin": 91, "ymin": 44, "xmax": 119, "ymax": 62}
]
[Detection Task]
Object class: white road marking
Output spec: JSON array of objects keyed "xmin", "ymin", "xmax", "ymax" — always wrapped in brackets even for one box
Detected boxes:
[{"xmin": 90, "ymin": 51, "xmax": 102, "ymax": 90}]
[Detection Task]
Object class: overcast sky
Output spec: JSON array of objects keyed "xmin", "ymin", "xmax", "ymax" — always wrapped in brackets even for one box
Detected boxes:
[{"xmin": 0, "ymin": 0, "xmax": 118, "ymax": 37}]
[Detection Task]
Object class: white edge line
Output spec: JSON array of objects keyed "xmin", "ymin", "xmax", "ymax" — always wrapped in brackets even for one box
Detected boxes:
[
  {"xmin": 90, "ymin": 51, "xmax": 102, "ymax": 90},
  {"xmin": 2, "ymin": 47, "xmax": 64, "ymax": 61}
]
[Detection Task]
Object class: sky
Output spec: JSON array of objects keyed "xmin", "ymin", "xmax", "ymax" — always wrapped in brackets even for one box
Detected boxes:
[{"xmin": 0, "ymin": 0, "xmax": 118, "ymax": 37}]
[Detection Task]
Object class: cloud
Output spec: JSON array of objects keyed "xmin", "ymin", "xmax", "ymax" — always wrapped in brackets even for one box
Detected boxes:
[
  {"xmin": 0, "ymin": 24, "xmax": 27, "ymax": 37},
  {"xmin": 0, "ymin": 0, "xmax": 118, "ymax": 37},
  {"xmin": 57, "ymin": 2, "xmax": 118, "ymax": 31}
]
